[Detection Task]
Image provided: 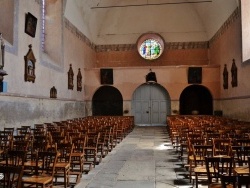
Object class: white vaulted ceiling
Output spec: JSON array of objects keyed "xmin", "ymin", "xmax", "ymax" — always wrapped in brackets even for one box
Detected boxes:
[{"xmin": 64, "ymin": 0, "xmax": 239, "ymax": 45}]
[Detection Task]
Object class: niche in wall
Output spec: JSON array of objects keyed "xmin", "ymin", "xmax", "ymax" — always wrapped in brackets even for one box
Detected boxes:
[{"xmin": 24, "ymin": 44, "xmax": 36, "ymax": 83}]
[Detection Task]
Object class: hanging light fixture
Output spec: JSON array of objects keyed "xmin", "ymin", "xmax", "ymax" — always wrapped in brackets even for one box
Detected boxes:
[{"xmin": 146, "ymin": 69, "xmax": 157, "ymax": 83}]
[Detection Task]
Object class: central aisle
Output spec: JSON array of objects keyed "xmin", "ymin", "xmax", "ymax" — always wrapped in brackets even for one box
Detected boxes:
[{"xmin": 76, "ymin": 126, "xmax": 191, "ymax": 188}]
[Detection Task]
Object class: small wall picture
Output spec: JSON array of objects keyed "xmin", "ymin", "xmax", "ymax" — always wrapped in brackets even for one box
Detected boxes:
[
  {"xmin": 25, "ymin": 12, "xmax": 37, "ymax": 38},
  {"xmin": 101, "ymin": 68, "xmax": 113, "ymax": 85},
  {"xmin": 188, "ymin": 67, "xmax": 202, "ymax": 84}
]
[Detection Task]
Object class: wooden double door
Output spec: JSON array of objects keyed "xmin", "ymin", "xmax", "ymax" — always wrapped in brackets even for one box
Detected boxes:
[{"xmin": 132, "ymin": 84, "xmax": 171, "ymax": 126}]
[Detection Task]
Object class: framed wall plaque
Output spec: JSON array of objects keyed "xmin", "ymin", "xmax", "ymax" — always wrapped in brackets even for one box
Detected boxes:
[
  {"xmin": 25, "ymin": 12, "xmax": 37, "ymax": 38},
  {"xmin": 100, "ymin": 68, "xmax": 113, "ymax": 85},
  {"xmin": 188, "ymin": 67, "xmax": 202, "ymax": 84}
]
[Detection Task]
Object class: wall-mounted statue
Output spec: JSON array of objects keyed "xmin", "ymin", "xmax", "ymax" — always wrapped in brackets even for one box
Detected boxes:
[
  {"xmin": 0, "ymin": 33, "xmax": 7, "ymax": 83},
  {"xmin": 77, "ymin": 68, "xmax": 82, "ymax": 91},
  {"xmin": 68, "ymin": 64, "xmax": 74, "ymax": 90},
  {"xmin": 0, "ymin": 33, "xmax": 5, "ymax": 69},
  {"xmin": 223, "ymin": 64, "xmax": 228, "ymax": 89},
  {"xmin": 231, "ymin": 59, "xmax": 237, "ymax": 87}
]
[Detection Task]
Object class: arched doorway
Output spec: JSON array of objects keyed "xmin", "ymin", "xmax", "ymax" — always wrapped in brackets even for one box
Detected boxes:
[
  {"xmin": 92, "ymin": 86, "xmax": 123, "ymax": 116},
  {"xmin": 132, "ymin": 83, "xmax": 171, "ymax": 126},
  {"xmin": 179, "ymin": 85, "xmax": 213, "ymax": 115}
]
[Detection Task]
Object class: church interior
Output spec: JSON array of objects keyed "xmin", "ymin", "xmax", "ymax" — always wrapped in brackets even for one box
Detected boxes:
[{"xmin": 0, "ymin": 0, "xmax": 250, "ymax": 187}]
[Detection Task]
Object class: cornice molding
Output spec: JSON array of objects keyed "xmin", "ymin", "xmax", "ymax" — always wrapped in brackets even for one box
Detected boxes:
[
  {"xmin": 209, "ymin": 7, "xmax": 239, "ymax": 45},
  {"xmin": 64, "ymin": 18, "xmax": 96, "ymax": 50}
]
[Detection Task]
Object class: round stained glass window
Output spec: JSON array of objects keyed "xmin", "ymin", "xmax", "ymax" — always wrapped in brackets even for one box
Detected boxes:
[{"xmin": 137, "ymin": 33, "xmax": 164, "ymax": 60}]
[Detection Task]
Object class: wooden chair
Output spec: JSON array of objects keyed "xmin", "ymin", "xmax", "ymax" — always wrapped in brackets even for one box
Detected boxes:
[
  {"xmin": 193, "ymin": 145, "xmax": 214, "ymax": 188},
  {"xmin": 187, "ymin": 137, "xmax": 206, "ymax": 183},
  {"xmin": 188, "ymin": 138, "xmax": 213, "ymax": 187},
  {"xmin": 103, "ymin": 126, "xmax": 112, "ymax": 153},
  {"xmin": 22, "ymin": 151, "xmax": 58, "ymax": 188},
  {"xmin": 178, "ymin": 131, "xmax": 189, "ymax": 161},
  {"xmin": 205, "ymin": 156, "xmax": 234, "ymax": 188},
  {"xmin": 84, "ymin": 132, "xmax": 100, "ymax": 172},
  {"xmin": 23, "ymin": 140, "xmax": 48, "ymax": 175},
  {"xmin": 0, "ymin": 165, "xmax": 24, "ymax": 188},
  {"xmin": 97, "ymin": 129, "xmax": 108, "ymax": 159},
  {"xmin": 70, "ymin": 135, "xmax": 86, "ymax": 182},
  {"xmin": 53, "ymin": 143, "xmax": 73, "ymax": 188}
]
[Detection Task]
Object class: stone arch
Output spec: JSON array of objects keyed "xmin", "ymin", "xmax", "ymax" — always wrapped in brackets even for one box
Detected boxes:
[
  {"xmin": 92, "ymin": 85, "xmax": 123, "ymax": 116},
  {"xmin": 179, "ymin": 85, "xmax": 213, "ymax": 115}
]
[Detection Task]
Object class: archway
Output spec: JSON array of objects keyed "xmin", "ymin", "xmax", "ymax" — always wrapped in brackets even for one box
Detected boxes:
[
  {"xmin": 132, "ymin": 83, "xmax": 171, "ymax": 126},
  {"xmin": 92, "ymin": 86, "xmax": 123, "ymax": 116},
  {"xmin": 179, "ymin": 85, "xmax": 213, "ymax": 115}
]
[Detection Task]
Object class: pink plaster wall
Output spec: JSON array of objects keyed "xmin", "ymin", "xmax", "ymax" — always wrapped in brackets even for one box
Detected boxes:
[
  {"xmin": 84, "ymin": 65, "xmax": 220, "ymax": 102},
  {"xmin": 210, "ymin": 16, "xmax": 248, "ymax": 98},
  {"xmin": 88, "ymin": 40, "xmax": 218, "ymax": 102},
  {"xmin": 64, "ymin": 28, "xmax": 96, "ymax": 70},
  {"xmin": 96, "ymin": 48, "xmax": 209, "ymax": 67},
  {"xmin": 209, "ymin": 12, "xmax": 250, "ymax": 121}
]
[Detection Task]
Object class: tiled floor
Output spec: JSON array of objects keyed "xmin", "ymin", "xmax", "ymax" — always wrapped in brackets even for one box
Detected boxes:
[{"xmin": 74, "ymin": 126, "xmax": 199, "ymax": 188}]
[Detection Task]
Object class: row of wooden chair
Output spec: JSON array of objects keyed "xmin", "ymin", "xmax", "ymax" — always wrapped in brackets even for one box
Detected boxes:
[
  {"xmin": 0, "ymin": 116, "xmax": 135, "ymax": 188},
  {"xmin": 167, "ymin": 115, "xmax": 250, "ymax": 188}
]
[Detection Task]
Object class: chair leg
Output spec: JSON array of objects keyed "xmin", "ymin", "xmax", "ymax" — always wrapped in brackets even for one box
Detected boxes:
[{"xmin": 195, "ymin": 173, "xmax": 198, "ymax": 188}]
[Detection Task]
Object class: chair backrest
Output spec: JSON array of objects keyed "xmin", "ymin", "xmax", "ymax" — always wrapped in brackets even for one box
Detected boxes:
[
  {"xmin": 0, "ymin": 165, "xmax": 23, "ymax": 188},
  {"xmin": 0, "ymin": 131, "xmax": 13, "ymax": 137},
  {"xmin": 234, "ymin": 138, "xmax": 250, "ymax": 146},
  {"xmin": 192, "ymin": 145, "xmax": 213, "ymax": 166},
  {"xmin": 32, "ymin": 140, "xmax": 48, "ymax": 153},
  {"xmin": 11, "ymin": 140, "xmax": 29, "ymax": 151},
  {"xmin": 212, "ymin": 138, "xmax": 232, "ymax": 156},
  {"xmin": 36, "ymin": 151, "xmax": 58, "ymax": 177},
  {"xmin": 86, "ymin": 132, "xmax": 100, "ymax": 148},
  {"xmin": 5, "ymin": 150, "xmax": 27, "ymax": 166},
  {"xmin": 3, "ymin": 128, "xmax": 15, "ymax": 132},
  {"xmin": 57, "ymin": 143, "xmax": 73, "ymax": 163},
  {"xmin": 0, "ymin": 135, "xmax": 11, "ymax": 152},
  {"xmin": 232, "ymin": 145, "xmax": 250, "ymax": 166},
  {"xmin": 72, "ymin": 136, "xmax": 86, "ymax": 153},
  {"xmin": 205, "ymin": 156, "xmax": 234, "ymax": 185}
]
